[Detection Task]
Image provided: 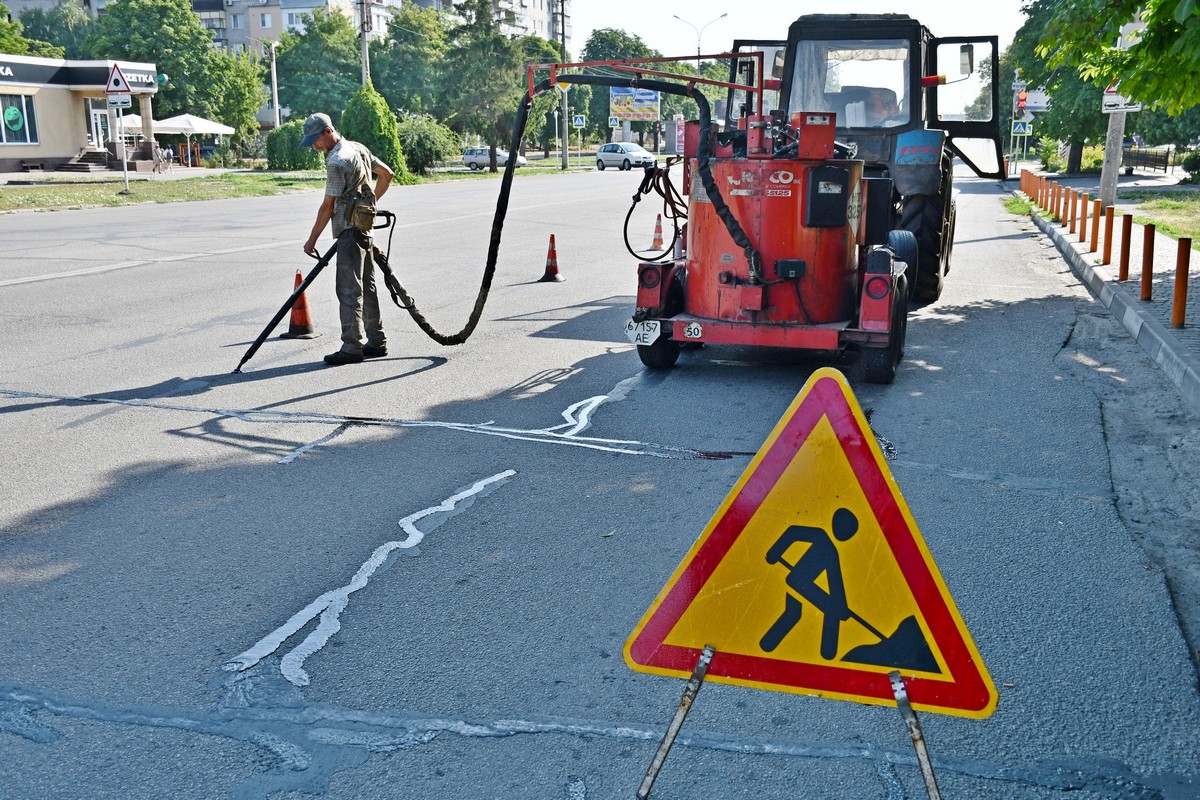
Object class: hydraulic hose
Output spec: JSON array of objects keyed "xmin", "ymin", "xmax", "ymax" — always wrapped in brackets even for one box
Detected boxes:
[{"xmin": 375, "ymin": 72, "xmax": 763, "ymax": 346}]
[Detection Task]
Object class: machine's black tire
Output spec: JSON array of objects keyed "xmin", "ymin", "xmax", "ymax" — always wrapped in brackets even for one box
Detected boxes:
[
  {"xmin": 467, "ymin": 163, "xmax": 480, "ymax": 171},
  {"xmin": 621, "ymin": 158, "xmax": 631, "ymax": 170},
  {"xmin": 860, "ymin": 274, "xmax": 908, "ymax": 384},
  {"xmin": 887, "ymin": 229, "xmax": 919, "ymax": 301},
  {"xmin": 637, "ymin": 336, "xmax": 681, "ymax": 369},
  {"xmin": 596, "ymin": 159, "xmax": 606, "ymax": 170},
  {"xmin": 899, "ymin": 193, "xmax": 948, "ymax": 304}
]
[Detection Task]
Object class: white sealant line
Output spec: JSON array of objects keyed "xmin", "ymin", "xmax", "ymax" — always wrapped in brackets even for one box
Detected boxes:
[
  {"xmin": 277, "ymin": 422, "xmax": 352, "ymax": 464},
  {"xmin": 0, "ymin": 386, "xmax": 699, "ymax": 460},
  {"xmin": 224, "ymin": 470, "xmax": 516, "ymax": 686}
]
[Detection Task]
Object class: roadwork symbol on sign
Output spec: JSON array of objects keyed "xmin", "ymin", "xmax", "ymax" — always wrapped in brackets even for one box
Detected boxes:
[
  {"xmin": 624, "ymin": 367, "xmax": 997, "ymax": 718},
  {"xmin": 105, "ymin": 64, "xmax": 131, "ymax": 94}
]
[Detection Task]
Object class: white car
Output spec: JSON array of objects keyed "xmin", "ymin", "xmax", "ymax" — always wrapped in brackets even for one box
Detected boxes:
[
  {"xmin": 596, "ymin": 142, "xmax": 656, "ymax": 171},
  {"xmin": 462, "ymin": 146, "xmax": 526, "ymax": 170}
]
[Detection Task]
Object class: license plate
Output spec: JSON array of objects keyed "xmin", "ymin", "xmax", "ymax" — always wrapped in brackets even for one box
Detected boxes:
[{"xmin": 624, "ymin": 319, "xmax": 661, "ymax": 345}]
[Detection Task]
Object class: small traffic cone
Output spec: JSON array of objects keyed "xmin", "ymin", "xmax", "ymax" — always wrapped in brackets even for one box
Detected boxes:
[
  {"xmin": 279, "ymin": 269, "xmax": 321, "ymax": 339},
  {"xmin": 651, "ymin": 214, "xmax": 664, "ymax": 250},
  {"xmin": 539, "ymin": 234, "xmax": 565, "ymax": 282}
]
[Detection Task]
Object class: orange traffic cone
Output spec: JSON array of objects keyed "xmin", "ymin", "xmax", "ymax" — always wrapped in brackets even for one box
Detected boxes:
[
  {"xmin": 539, "ymin": 234, "xmax": 565, "ymax": 282},
  {"xmin": 651, "ymin": 214, "xmax": 664, "ymax": 249},
  {"xmin": 279, "ymin": 269, "xmax": 321, "ymax": 339}
]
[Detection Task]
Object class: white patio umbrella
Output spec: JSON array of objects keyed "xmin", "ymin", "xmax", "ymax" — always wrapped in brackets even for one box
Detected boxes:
[{"xmin": 153, "ymin": 113, "xmax": 236, "ymax": 165}]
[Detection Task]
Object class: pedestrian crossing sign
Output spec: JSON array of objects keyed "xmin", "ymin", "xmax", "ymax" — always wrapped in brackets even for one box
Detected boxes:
[
  {"xmin": 624, "ymin": 367, "xmax": 997, "ymax": 718},
  {"xmin": 572, "ymin": 114, "xmax": 585, "ymax": 128},
  {"xmin": 1011, "ymin": 120, "xmax": 1033, "ymax": 136}
]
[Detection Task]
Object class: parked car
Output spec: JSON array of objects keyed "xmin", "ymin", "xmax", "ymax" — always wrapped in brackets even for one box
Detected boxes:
[
  {"xmin": 596, "ymin": 142, "xmax": 656, "ymax": 170},
  {"xmin": 462, "ymin": 146, "xmax": 526, "ymax": 170}
]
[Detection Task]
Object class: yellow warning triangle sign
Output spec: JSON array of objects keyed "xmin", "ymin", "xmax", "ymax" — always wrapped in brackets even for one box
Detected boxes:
[
  {"xmin": 105, "ymin": 64, "xmax": 131, "ymax": 94},
  {"xmin": 624, "ymin": 368, "xmax": 997, "ymax": 718}
]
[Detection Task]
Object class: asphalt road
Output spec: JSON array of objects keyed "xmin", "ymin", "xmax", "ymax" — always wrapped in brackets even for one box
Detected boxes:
[{"xmin": 0, "ymin": 167, "xmax": 1197, "ymax": 799}]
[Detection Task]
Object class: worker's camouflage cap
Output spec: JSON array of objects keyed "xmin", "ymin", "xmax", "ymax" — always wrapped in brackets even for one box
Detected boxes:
[{"xmin": 300, "ymin": 113, "xmax": 333, "ymax": 147}]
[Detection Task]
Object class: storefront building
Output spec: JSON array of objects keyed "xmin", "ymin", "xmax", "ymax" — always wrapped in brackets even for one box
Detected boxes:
[{"xmin": 0, "ymin": 53, "xmax": 159, "ymax": 172}]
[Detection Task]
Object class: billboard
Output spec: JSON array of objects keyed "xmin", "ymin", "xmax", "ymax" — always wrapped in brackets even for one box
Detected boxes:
[{"xmin": 609, "ymin": 87, "xmax": 660, "ymax": 121}]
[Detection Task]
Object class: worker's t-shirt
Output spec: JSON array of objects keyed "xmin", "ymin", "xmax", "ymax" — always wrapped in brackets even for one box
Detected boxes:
[{"xmin": 324, "ymin": 138, "xmax": 384, "ymax": 236}]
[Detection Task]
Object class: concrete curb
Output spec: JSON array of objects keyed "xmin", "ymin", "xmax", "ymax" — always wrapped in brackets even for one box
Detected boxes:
[{"xmin": 1031, "ymin": 210, "xmax": 1200, "ymax": 415}]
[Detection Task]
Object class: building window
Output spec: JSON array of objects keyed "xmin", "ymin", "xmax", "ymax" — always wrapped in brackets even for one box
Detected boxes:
[
  {"xmin": 1, "ymin": 95, "xmax": 38, "ymax": 145},
  {"xmin": 260, "ymin": 12, "xmax": 272, "ymax": 28},
  {"xmin": 230, "ymin": 13, "xmax": 244, "ymax": 29},
  {"xmin": 286, "ymin": 12, "xmax": 305, "ymax": 30}
]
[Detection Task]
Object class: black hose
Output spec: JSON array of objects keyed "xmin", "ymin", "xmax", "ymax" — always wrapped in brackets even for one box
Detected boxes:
[{"xmin": 376, "ymin": 72, "xmax": 762, "ymax": 346}]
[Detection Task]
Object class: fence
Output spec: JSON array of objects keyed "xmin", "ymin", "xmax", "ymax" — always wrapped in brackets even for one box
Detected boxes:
[{"xmin": 1121, "ymin": 146, "xmax": 1173, "ymax": 174}]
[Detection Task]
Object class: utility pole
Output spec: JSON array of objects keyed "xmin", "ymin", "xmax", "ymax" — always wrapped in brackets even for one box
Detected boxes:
[
  {"xmin": 558, "ymin": 0, "xmax": 569, "ymax": 171},
  {"xmin": 269, "ymin": 41, "xmax": 281, "ymax": 128},
  {"xmin": 359, "ymin": 0, "xmax": 371, "ymax": 87}
]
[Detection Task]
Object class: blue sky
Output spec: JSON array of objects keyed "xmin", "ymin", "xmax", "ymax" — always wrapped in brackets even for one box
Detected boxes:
[{"xmin": 570, "ymin": 1, "xmax": 1029, "ymax": 60}]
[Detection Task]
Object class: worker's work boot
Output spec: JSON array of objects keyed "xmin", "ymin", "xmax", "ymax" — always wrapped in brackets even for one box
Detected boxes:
[{"xmin": 323, "ymin": 350, "xmax": 364, "ymax": 365}]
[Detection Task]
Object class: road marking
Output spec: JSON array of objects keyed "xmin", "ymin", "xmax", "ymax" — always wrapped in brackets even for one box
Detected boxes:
[
  {"xmin": 277, "ymin": 422, "xmax": 352, "ymax": 464},
  {"xmin": 224, "ymin": 470, "xmax": 517, "ymax": 686},
  {"xmin": 0, "ymin": 242, "xmax": 287, "ymax": 288}
]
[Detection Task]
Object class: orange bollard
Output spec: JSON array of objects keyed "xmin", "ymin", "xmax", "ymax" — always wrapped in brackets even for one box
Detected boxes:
[
  {"xmin": 1118, "ymin": 214, "xmax": 1133, "ymax": 280},
  {"xmin": 1102, "ymin": 206, "xmax": 1115, "ymax": 264},
  {"xmin": 1053, "ymin": 183, "xmax": 1061, "ymax": 219},
  {"xmin": 1068, "ymin": 189, "xmax": 1077, "ymax": 233},
  {"xmin": 1090, "ymin": 200, "xmax": 1101, "ymax": 252},
  {"xmin": 1141, "ymin": 224, "xmax": 1156, "ymax": 301},
  {"xmin": 1079, "ymin": 193, "xmax": 1090, "ymax": 243},
  {"xmin": 1171, "ymin": 239, "xmax": 1192, "ymax": 328}
]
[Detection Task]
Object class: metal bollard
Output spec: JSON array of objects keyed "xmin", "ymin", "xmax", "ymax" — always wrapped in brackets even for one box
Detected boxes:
[
  {"xmin": 1090, "ymin": 200, "xmax": 1101, "ymax": 253},
  {"xmin": 1141, "ymin": 224, "xmax": 1156, "ymax": 301},
  {"xmin": 1171, "ymin": 239, "xmax": 1192, "ymax": 328},
  {"xmin": 1102, "ymin": 206, "xmax": 1115, "ymax": 265},
  {"xmin": 1119, "ymin": 214, "xmax": 1133, "ymax": 281}
]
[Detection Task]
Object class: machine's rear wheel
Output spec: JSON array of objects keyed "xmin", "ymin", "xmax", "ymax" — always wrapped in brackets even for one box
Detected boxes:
[
  {"xmin": 860, "ymin": 274, "xmax": 908, "ymax": 384},
  {"xmin": 637, "ymin": 336, "xmax": 681, "ymax": 369},
  {"xmin": 899, "ymin": 193, "xmax": 948, "ymax": 304}
]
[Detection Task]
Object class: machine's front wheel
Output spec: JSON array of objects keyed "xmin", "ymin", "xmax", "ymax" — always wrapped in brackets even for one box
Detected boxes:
[
  {"xmin": 621, "ymin": 158, "xmax": 632, "ymax": 171},
  {"xmin": 637, "ymin": 336, "xmax": 681, "ymax": 369},
  {"xmin": 860, "ymin": 275, "xmax": 908, "ymax": 384},
  {"xmin": 596, "ymin": 159, "xmax": 606, "ymax": 170}
]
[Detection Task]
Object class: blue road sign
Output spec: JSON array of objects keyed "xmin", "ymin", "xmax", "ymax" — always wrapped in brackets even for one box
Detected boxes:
[
  {"xmin": 572, "ymin": 114, "xmax": 585, "ymax": 128},
  {"xmin": 1011, "ymin": 120, "xmax": 1033, "ymax": 136}
]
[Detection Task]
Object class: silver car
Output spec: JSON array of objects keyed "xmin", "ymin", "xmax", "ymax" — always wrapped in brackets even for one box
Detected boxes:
[
  {"xmin": 596, "ymin": 142, "xmax": 656, "ymax": 170},
  {"xmin": 462, "ymin": 146, "xmax": 526, "ymax": 170}
]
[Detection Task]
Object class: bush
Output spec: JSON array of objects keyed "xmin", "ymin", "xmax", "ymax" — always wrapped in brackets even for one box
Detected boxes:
[
  {"xmin": 1079, "ymin": 145, "xmax": 1105, "ymax": 173},
  {"xmin": 1182, "ymin": 151, "xmax": 1200, "ymax": 178},
  {"xmin": 396, "ymin": 113, "xmax": 460, "ymax": 175},
  {"xmin": 339, "ymin": 86, "xmax": 416, "ymax": 185},
  {"xmin": 266, "ymin": 120, "xmax": 324, "ymax": 171},
  {"xmin": 1038, "ymin": 137, "xmax": 1066, "ymax": 172}
]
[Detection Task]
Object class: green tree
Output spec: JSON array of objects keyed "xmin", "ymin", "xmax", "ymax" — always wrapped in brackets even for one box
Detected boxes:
[
  {"xmin": 396, "ymin": 112, "xmax": 459, "ymax": 174},
  {"xmin": 0, "ymin": 0, "xmax": 62, "ymax": 57},
  {"xmin": 1011, "ymin": 0, "xmax": 1109, "ymax": 173},
  {"xmin": 373, "ymin": 3, "xmax": 448, "ymax": 115},
  {"xmin": 1132, "ymin": 105, "xmax": 1200, "ymax": 148},
  {"xmin": 209, "ymin": 49, "xmax": 266, "ymax": 150},
  {"xmin": 339, "ymin": 84, "xmax": 414, "ymax": 184},
  {"xmin": 18, "ymin": 0, "xmax": 93, "ymax": 59},
  {"xmin": 276, "ymin": 9, "xmax": 360, "ymax": 120},
  {"xmin": 266, "ymin": 118, "xmax": 323, "ymax": 170},
  {"xmin": 513, "ymin": 34, "xmax": 562, "ymax": 153},
  {"xmin": 90, "ymin": 0, "xmax": 214, "ymax": 119},
  {"xmin": 580, "ymin": 28, "xmax": 657, "ymax": 143},
  {"xmin": 1039, "ymin": 0, "xmax": 1200, "ymax": 113},
  {"xmin": 437, "ymin": 0, "xmax": 522, "ymax": 171}
]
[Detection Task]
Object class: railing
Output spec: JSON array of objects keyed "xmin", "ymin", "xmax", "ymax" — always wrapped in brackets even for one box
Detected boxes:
[{"xmin": 1122, "ymin": 146, "xmax": 1172, "ymax": 174}]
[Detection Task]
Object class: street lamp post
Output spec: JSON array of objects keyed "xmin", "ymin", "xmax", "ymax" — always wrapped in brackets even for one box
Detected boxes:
[
  {"xmin": 673, "ymin": 12, "xmax": 727, "ymax": 69},
  {"xmin": 269, "ymin": 41, "xmax": 280, "ymax": 129}
]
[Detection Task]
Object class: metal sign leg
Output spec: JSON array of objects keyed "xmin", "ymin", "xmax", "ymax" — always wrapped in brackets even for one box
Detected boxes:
[
  {"xmin": 636, "ymin": 644, "xmax": 715, "ymax": 800},
  {"xmin": 889, "ymin": 671, "xmax": 942, "ymax": 800}
]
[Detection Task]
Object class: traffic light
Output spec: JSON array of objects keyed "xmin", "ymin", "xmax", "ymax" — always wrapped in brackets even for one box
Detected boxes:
[{"xmin": 1017, "ymin": 90, "xmax": 1028, "ymax": 110}]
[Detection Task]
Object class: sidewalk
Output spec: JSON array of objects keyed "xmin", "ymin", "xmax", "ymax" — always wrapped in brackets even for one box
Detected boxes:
[
  {"xmin": 0, "ymin": 165, "xmax": 229, "ymax": 185},
  {"xmin": 1016, "ymin": 167, "xmax": 1200, "ymax": 414}
]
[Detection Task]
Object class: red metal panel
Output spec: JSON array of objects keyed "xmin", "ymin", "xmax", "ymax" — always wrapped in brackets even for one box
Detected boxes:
[
  {"xmin": 670, "ymin": 317, "xmax": 845, "ymax": 350},
  {"xmin": 686, "ymin": 159, "xmax": 861, "ymax": 326}
]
